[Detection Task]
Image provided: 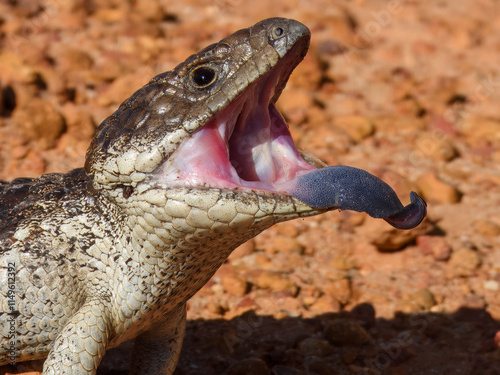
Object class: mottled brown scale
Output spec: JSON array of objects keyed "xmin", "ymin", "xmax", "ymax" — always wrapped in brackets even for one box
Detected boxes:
[{"xmin": 0, "ymin": 169, "xmax": 90, "ymax": 234}]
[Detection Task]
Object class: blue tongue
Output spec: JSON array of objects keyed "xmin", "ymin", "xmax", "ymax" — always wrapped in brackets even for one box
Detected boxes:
[{"xmin": 287, "ymin": 166, "xmax": 427, "ymax": 230}]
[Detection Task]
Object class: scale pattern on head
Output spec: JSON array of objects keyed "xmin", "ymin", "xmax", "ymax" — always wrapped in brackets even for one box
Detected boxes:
[{"xmin": 84, "ymin": 18, "xmax": 311, "ymax": 194}]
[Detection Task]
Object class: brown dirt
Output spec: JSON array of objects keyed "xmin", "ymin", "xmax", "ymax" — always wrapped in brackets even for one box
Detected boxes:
[{"xmin": 1, "ymin": 1, "xmax": 499, "ymax": 375}]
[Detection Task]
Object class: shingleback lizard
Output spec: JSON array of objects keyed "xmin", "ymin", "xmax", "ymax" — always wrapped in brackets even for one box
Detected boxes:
[{"xmin": 0, "ymin": 18, "xmax": 427, "ymax": 374}]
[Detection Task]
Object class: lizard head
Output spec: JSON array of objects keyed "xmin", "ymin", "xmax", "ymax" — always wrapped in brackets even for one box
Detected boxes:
[{"xmin": 85, "ymin": 17, "xmax": 426, "ymax": 236}]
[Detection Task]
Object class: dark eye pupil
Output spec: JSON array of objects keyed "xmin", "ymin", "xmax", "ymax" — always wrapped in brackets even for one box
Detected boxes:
[
  {"xmin": 275, "ymin": 27, "xmax": 283, "ymax": 37},
  {"xmin": 192, "ymin": 67, "xmax": 216, "ymax": 87}
]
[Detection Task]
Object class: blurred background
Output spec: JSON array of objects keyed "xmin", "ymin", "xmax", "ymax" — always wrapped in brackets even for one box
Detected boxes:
[{"xmin": 1, "ymin": 1, "xmax": 499, "ymax": 374}]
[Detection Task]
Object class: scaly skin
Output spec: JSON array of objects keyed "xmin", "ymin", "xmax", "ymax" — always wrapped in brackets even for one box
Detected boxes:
[{"xmin": 0, "ymin": 18, "xmax": 322, "ymax": 374}]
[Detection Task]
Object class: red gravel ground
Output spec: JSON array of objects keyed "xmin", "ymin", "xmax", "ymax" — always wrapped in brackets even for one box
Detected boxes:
[{"xmin": 1, "ymin": 1, "xmax": 499, "ymax": 375}]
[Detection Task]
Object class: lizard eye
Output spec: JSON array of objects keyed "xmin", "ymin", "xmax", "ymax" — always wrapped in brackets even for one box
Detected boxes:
[
  {"xmin": 191, "ymin": 66, "xmax": 217, "ymax": 88},
  {"xmin": 271, "ymin": 26, "xmax": 285, "ymax": 40}
]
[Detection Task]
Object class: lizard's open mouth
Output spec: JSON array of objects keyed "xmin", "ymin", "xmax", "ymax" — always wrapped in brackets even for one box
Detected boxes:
[{"xmin": 156, "ymin": 45, "xmax": 316, "ymax": 194}]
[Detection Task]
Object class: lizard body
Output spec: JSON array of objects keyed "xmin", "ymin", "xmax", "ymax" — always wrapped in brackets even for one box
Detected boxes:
[{"xmin": 0, "ymin": 18, "xmax": 425, "ymax": 374}]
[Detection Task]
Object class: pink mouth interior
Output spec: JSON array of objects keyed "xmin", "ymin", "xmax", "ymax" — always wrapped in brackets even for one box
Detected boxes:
[{"xmin": 155, "ymin": 63, "xmax": 316, "ymax": 193}]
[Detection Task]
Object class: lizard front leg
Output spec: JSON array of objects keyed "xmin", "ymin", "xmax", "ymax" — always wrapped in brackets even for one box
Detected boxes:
[
  {"xmin": 130, "ymin": 304, "xmax": 186, "ymax": 375},
  {"xmin": 42, "ymin": 299, "xmax": 112, "ymax": 375}
]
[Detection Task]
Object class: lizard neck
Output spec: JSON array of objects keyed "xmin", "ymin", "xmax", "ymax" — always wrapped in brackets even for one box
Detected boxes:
[
  {"xmin": 102, "ymin": 186, "xmax": 288, "ymax": 338},
  {"xmin": 109, "ymin": 185, "xmax": 314, "ymax": 306}
]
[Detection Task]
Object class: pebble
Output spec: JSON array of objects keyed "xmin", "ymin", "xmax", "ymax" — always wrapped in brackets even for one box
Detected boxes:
[
  {"xmin": 12, "ymin": 98, "xmax": 65, "ymax": 150},
  {"xmin": 253, "ymin": 253, "xmax": 273, "ymax": 268},
  {"xmin": 305, "ymin": 125, "xmax": 352, "ymax": 160},
  {"xmin": 55, "ymin": 48, "xmax": 94, "ymax": 71},
  {"xmin": 416, "ymin": 172, "xmax": 461, "ymax": 205},
  {"xmin": 254, "ymin": 271, "xmax": 298, "ymax": 296},
  {"xmin": 463, "ymin": 294, "xmax": 486, "ymax": 309},
  {"xmin": 16, "ymin": 150, "xmax": 46, "ymax": 177},
  {"xmin": 97, "ymin": 69, "xmax": 152, "ymax": 106},
  {"xmin": 323, "ymin": 318, "xmax": 371, "ymax": 346},
  {"xmin": 221, "ymin": 274, "xmax": 248, "ymax": 297},
  {"xmin": 40, "ymin": 68, "xmax": 69, "ymax": 98},
  {"xmin": 489, "ymin": 305, "xmax": 500, "ymax": 321},
  {"xmin": 461, "ymin": 115, "xmax": 500, "ymax": 143},
  {"xmin": 51, "ymin": 9, "xmax": 87, "ymax": 31},
  {"xmin": 329, "ymin": 254, "xmax": 356, "ymax": 270},
  {"xmin": 348, "ymin": 366, "xmax": 380, "ymax": 375},
  {"xmin": 322, "ymin": 279, "xmax": 351, "ymax": 305},
  {"xmin": 414, "ymin": 132, "xmax": 458, "ymax": 161},
  {"xmin": 307, "ymin": 294, "xmax": 341, "ymax": 315},
  {"xmin": 287, "ymin": 52, "xmax": 323, "ymax": 90},
  {"xmin": 228, "ymin": 239, "xmax": 256, "ymax": 260},
  {"xmin": 394, "ymin": 300, "xmax": 421, "ymax": 313},
  {"xmin": 94, "ymin": 55, "xmax": 130, "ymax": 82},
  {"xmin": 340, "ymin": 348, "xmax": 358, "ymax": 364},
  {"xmin": 134, "ymin": 0, "xmax": 167, "ymax": 22},
  {"xmin": 297, "ymin": 338, "xmax": 334, "ymax": 357},
  {"xmin": 340, "ymin": 211, "xmax": 366, "ymax": 227},
  {"xmin": 430, "ymin": 116, "xmax": 458, "ymax": 137},
  {"xmin": 317, "ymin": 39, "xmax": 349, "ymax": 57},
  {"xmin": 416, "ymin": 235, "xmax": 452, "ymax": 261},
  {"xmin": 448, "ymin": 248, "xmax": 481, "ymax": 277},
  {"xmin": 349, "ymin": 303, "xmax": 376, "ymax": 329},
  {"xmin": 484, "ymin": 280, "xmax": 499, "ymax": 291},
  {"xmin": 270, "ymin": 366, "xmax": 307, "ymax": 375},
  {"xmin": 277, "ymin": 88, "xmax": 314, "ymax": 126},
  {"xmin": 266, "ymin": 236, "xmax": 305, "ymax": 255},
  {"xmin": 270, "ymin": 253, "xmax": 306, "ymax": 273},
  {"xmin": 306, "ymin": 358, "xmax": 333, "ymax": 375},
  {"xmin": 0, "ymin": 81, "xmax": 3, "ymax": 114},
  {"xmin": 0, "ymin": 52, "xmax": 38, "ymax": 84},
  {"xmin": 276, "ymin": 223, "xmax": 300, "ymax": 238},
  {"xmin": 206, "ymin": 301, "xmax": 225, "ymax": 315},
  {"xmin": 361, "ymin": 219, "xmax": 422, "ymax": 251},
  {"xmin": 371, "ymin": 114, "xmax": 426, "ymax": 134},
  {"xmin": 61, "ymin": 102, "xmax": 96, "ymax": 141},
  {"xmin": 10, "ymin": 143, "xmax": 29, "ymax": 160},
  {"xmin": 410, "ymin": 288, "xmax": 436, "ymax": 310},
  {"xmin": 259, "ymin": 294, "xmax": 303, "ymax": 319},
  {"xmin": 224, "ymin": 357, "xmax": 269, "ymax": 375},
  {"xmin": 299, "ymin": 285, "xmax": 321, "ymax": 307},
  {"xmin": 473, "ymin": 220, "xmax": 500, "ymax": 237},
  {"xmin": 333, "ymin": 115, "xmax": 375, "ymax": 142}
]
